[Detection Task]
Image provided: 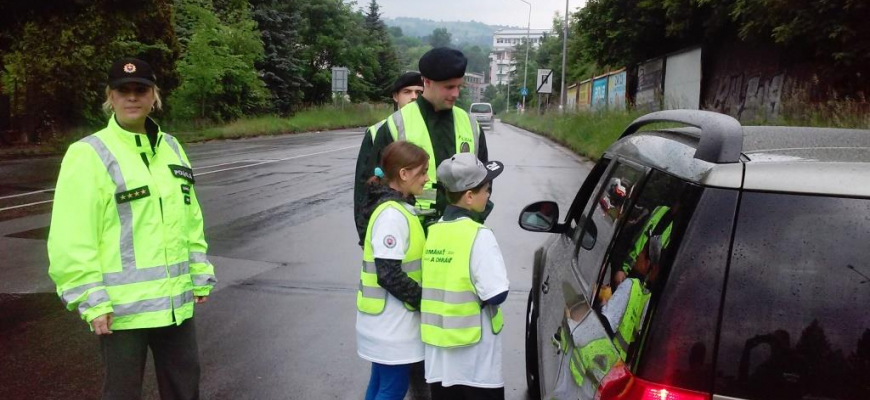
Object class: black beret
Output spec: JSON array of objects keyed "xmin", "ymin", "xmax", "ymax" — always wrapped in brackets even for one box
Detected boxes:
[
  {"xmin": 391, "ymin": 71, "xmax": 424, "ymax": 94},
  {"xmin": 418, "ymin": 47, "xmax": 467, "ymax": 81}
]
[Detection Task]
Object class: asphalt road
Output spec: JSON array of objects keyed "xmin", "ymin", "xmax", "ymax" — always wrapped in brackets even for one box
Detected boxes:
[{"xmin": 0, "ymin": 119, "xmax": 592, "ymax": 399}]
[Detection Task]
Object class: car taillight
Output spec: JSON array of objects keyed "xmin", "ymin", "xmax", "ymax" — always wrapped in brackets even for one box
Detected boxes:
[{"xmin": 596, "ymin": 365, "xmax": 709, "ymax": 400}]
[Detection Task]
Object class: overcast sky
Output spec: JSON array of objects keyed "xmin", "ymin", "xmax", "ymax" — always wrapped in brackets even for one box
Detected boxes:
[{"xmin": 372, "ymin": 0, "xmax": 587, "ymax": 30}]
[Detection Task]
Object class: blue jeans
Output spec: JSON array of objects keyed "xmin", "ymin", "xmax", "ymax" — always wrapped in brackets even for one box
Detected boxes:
[{"xmin": 365, "ymin": 362, "xmax": 411, "ymax": 400}]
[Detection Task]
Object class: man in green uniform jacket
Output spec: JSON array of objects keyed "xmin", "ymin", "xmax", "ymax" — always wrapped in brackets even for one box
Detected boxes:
[
  {"xmin": 354, "ymin": 72, "xmax": 424, "ymax": 244},
  {"xmin": 355, "ymin": 48, "xmax": 490, "ymax": 239}
]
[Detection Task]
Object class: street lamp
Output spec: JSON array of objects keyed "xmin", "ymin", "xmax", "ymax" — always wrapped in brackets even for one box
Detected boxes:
[
  {"xmin": 519, "ymin": 0, "xmax": 531, "ymax": 113},
  {"xmin": 559, "ymin": 0, "xmax": 569, "ymax": 112}
]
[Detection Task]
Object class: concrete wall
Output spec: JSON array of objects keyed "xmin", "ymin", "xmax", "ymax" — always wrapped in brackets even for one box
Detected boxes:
[{"xmin": 664, "ymin": 47, "xmax": 702, "ymax": 110}]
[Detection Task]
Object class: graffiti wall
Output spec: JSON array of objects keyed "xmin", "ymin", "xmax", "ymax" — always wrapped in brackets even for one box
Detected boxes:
[
  {"xmin": 709, "ymin": 73, "xmax": 786, "ymax": 121},
  {"xmin": 701, "ymin": 41, "xmax": 818, "ymax": 122}
]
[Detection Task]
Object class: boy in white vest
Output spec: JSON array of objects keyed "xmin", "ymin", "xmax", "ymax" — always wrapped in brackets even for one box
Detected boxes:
[{"xmin": 420, "ymin": 153, "xmax": 510, "ymax": 400}]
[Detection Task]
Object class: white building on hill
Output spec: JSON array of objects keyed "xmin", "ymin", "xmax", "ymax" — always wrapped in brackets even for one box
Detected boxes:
[{"xmin": 489, "ymin": 28, "xmax": 552, "ymax": 86}]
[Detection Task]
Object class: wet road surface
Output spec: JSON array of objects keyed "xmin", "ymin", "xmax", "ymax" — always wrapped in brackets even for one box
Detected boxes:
[{"xmin": 0, "ymin": 120, "xmax": 592, "ymax": 399}]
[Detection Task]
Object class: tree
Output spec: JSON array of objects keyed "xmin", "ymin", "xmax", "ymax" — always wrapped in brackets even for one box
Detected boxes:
[
  {"xmin": 365, "ymin": 0, "xmax": 401, "ymax": 102},
  {"xmin": 462, "ymin": 44, "xmax": 489, "ymax": 74},
  {"xmin": 169, "ymin": 0, "xmax": 267, "ymax": 123},
  {"xmin": 0, "ymin": 0, "xmax": 178, "ymax": 142},
  {"xmin": 428, "ymin": 27, "xmax": 452, "ymax": 48},
  {"xmin": 509, "ymin": 40, "xmax": 540, "ymax": 108},
  {"xmin": 251, "ymin": 0, "xmax": 307, "ymax": 115}
]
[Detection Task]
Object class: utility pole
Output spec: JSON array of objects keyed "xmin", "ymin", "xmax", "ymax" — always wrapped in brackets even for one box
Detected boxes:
[
  {"xmin": 520, "ymin": 0, "xmax": 531, "ymax": 113},
  {"xmin": 506, "ymin": 69, "xmax": 511, "ymax": 114},
  {"xmin": 560, "ymin": 0, "xmax": 570, "ymax": 112}
]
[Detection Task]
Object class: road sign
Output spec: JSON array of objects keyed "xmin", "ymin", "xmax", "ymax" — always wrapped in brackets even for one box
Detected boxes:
[
  {"xmin": 536, "ymin": 69, "xmax": 553, "ymax": 94},
  {"xmin": 520, "ymin": 87, "xmax": 528, "ymax": 96},
  {"xmin": 331, "ymin": 67, "xmax": 348, "ymax": 92}
]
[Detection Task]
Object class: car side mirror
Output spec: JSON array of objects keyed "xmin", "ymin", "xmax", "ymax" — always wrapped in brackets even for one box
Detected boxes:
[
  {"xmin": 580, "ymin": 219, "xmax": 597, "ymax": 250},
  {"xmin": 519, "ymin": 201, "xmax": 560, "ymax": 232}
]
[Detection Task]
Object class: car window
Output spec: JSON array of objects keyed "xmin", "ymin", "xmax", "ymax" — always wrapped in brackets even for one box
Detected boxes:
[
  {"xmin": 593, "ymin": 170, "xmax": 698, "ymax": 357},
  {"xmin": 565, "ymin": 170, "xmax": 699, "ymax": 396},
  {"xmin": 470, "ymin": 104, "xmax": 492, "ymax": 113},
  {"xmin": 574, "ymin": 161, "xmax": 645, "ymax": 294},
  {"xmin": 565, "ymin": 158, "xmax": 611, "ymax": 234},
  {"xmin": 715, "ymin": 192, "xmax": 870, "ymax": 400},
  {"xmin": 635, "ymin": 187, "xmax": 737, "ymax": 392}
]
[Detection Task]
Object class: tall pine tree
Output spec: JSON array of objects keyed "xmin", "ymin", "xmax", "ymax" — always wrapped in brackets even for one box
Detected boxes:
[
  {"xmin": 251, "ymin": 0, "xmax": 307, "ymax": 115},
  {"xmin": 364, "ymin": 0, "xmax": 400, "ymax": 102}
]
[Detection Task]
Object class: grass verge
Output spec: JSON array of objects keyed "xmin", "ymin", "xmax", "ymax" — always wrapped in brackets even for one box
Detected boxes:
[
  {"xmin": 502, "ymin": 99, "xmax": 869, "ymax": 161},
  {"xmin": 0, "ymin": 104, "xmax": 391, "ymax": 159},
  {"xmin": 169, "ymin": 103, "xmax": 391, "ymax": 143},
  {"xmin": 501, "ymin": 110, "xmax": 643, "ymax": 161}
]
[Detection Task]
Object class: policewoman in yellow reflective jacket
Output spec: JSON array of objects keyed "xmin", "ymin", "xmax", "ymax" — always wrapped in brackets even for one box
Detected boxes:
[
  {"xmin": 421, "ymin": 153, "xmax": 509, "ymax": 400},
  {"xmin": 357, "ymin": 141, "xmax": 430, "ymax": 400},
  {"xmin": 47, "ymin": 58, "xmax": 215, "ymax": 400}
]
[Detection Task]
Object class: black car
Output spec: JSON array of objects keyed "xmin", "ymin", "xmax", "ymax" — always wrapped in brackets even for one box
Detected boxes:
[{"xmin": 519, "ymin": 110, "xmax": 870, "ymax": 400}]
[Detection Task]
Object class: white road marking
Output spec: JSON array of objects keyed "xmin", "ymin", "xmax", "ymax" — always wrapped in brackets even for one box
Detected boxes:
[
  {"xmin": 198, "ymin": 145, "xmax": 357, "ymax": 176},
  {"xmin": 1, "ymin": 144, "xmax": 358, "ymax": 212},
  {"xmin": 0, "ymin": 188, "xmax": 54, "ymax": 200},
  {"xmin": 0, "ymin": 199, "xmax": 54, "ymax": 212}
]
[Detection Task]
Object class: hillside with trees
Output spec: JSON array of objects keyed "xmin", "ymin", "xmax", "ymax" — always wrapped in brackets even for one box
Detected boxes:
[{"xmin": 0, "ymin": 0, "xmax": 403, "ymax": 144}]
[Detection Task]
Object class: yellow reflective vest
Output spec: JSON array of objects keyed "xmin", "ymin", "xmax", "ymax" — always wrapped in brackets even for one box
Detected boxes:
[
  {"xmin": 385, "ymin": 102, "xmax": 480, "ymax": 211},
  {"xmin": 612, "ymin": 278, "xmax": 651, "ymax": 359},
  {"xmin": 48, "ymin": 116, "xmax": 216, "ymax": 330},
  {"xmin": 421, "ymin": 218, "xmax": 503, "ymax": 348},
  {"xmin": 366, "ymin": 119, "xmax": 388, "ymax": 144},
  {"xmin": 358, "ymin": 200, "xmax": 425, "ymax": 314}
]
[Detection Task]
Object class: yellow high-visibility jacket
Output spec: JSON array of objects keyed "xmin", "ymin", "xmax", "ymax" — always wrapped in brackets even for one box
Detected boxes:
[{"xmin": 48, "ymin": 116, "xmax": 216, "ymax": 330}]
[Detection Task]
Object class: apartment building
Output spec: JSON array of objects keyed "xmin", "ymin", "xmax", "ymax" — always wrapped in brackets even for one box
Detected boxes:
[
  {"xmin": 464, "ymin": 72, "xmax": 486, "ymax": 103},
  {"xmin": 489, "ymin": 28, "xmax": 551, "ymax": 86}
]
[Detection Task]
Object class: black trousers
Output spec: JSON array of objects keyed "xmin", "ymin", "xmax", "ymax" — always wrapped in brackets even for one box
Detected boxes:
[
  {"xmin": 430, "ymin": 383, "xmax": 504, "ymax": 400},
  {"xmin": 99, "ymin": 318, "xmax": 200, "ymax": 400}
]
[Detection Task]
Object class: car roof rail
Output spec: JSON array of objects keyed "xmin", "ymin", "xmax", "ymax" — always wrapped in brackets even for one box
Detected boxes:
[{"xmin": 619, "ymin": 109, "xmax": 744, "ymax": 163}]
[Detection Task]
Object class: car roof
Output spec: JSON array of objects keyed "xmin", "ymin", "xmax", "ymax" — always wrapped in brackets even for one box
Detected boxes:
[{"xmin": 607, "ymin": 121, "xmax": 870, "ymax": 198}]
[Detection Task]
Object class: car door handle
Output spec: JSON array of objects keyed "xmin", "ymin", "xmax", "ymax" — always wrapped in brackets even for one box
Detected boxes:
[
  {"xmin": 552, "ymin": 331, "xmax": 562, "ymax": 354},
  {"xmin": 541, "ymin": 275, "xmax": 550, "ymax": 294}
]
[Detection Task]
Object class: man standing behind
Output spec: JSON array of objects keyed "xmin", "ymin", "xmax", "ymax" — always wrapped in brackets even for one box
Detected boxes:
[
  {"xmin": 358, "ymin": 48, "xmax": 489, "ymax": 235},
  {"xmin": 354, "ymin": 72, "xmax": 425, "ymax": 244}
]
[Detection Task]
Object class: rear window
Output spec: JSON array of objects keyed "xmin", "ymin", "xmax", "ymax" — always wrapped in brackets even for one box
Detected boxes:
[
  {"xmin": 470, "ymin": 104, "xmax": 492, "ymax": 113},
  {"xmin": 635, "ymin": 188, "xmax": 739, "ymax": 392},
  {"xmin": 716, "ymin": 192, "xmax": 870, "ymax": 400}
]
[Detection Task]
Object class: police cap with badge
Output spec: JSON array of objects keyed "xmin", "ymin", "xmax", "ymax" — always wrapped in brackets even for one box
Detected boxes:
[{"xmin": 108, "ymin": 58, "xmax": 157, "ymax": 88}]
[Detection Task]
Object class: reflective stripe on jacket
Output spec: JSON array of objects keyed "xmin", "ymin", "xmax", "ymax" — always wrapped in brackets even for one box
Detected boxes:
[
  {"xmin": 366, "ymin": 119, "xmax": 387, "ymax": 144},
  {"xmin": 358, "ymin": 200, "xmax": 425, "ymax": 314},
  {"xmin": 385, "ymin": 102, "xmax": 479, "ymax": 211},
  {"xmin": 420, "ymin": 218, "xmax": 503, "ymax": 348},
  {"xmin": 48, "ymin": 116, "xmax": 216, "ymax": 330}
]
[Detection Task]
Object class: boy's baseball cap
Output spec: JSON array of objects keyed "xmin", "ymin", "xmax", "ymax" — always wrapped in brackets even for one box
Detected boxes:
[
  {"xmin": 108, "ymin": 58, "xmax": 156, "ymax": 88},
  {"xmin": 437, "ymin": 153, "xmax": 504, "ymax": 192}
]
